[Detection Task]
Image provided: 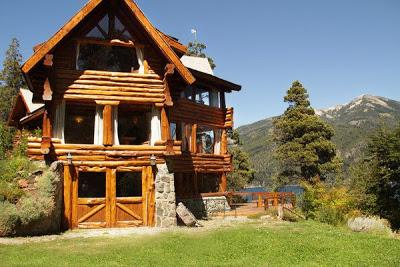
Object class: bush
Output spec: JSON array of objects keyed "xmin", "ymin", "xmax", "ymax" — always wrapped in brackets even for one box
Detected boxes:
[
  {"xmin": 347, "ymin": 216, "xmax": 392, "ymax": 235},
  {"xmin": 0, "ymin": 201, "xmax": 18, "ymax": 236},
  {"xmin": 0, "ymin": 158, "xmax": 59, "ymax": 236},
  {"xmin": 301, "ymin": 181, "xmax": 356, "ymax": 226}
]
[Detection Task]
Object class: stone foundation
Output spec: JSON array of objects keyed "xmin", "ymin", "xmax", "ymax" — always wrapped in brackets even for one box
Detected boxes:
[
  {"xmin": 155, "ymin": 164, "xmax": 177, "ymax": 227},
  {"xmin": 178, "ymin": 196, "xmax": 231, "ymax": 218}
]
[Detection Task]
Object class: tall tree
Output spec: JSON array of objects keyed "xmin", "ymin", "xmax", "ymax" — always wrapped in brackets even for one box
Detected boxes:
[
  {"xmin": 228, "ymin": 130, "xmax": 255, "ymax": 190},
  {"xmin": 351, "ymin": 126, "xmax": 400, "ymax": 230},
  {"xmin": 273, "ymin": 81, "xmax": 341, "ymax": 184},
  {"xmin": 186, "ymin": 41, "xmax": 216, "ymax": 70},
  {"xmin": 0, "ymin": 38, "xmax": 25, "ymax": 121}
]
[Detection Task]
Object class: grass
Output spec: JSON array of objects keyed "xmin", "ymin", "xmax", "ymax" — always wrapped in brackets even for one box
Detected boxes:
[{"xmin": 0, "ymin": 220, "xmax": 399, "ymax": 267}]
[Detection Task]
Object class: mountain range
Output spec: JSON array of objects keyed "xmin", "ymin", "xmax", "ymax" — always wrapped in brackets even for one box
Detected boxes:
[{"xmin": 237, "ymin": 95, "xmax": 400, "ymax": 185}]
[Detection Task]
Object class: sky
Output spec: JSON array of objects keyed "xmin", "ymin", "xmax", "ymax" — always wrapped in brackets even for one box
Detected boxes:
[{"xmin": 0, "ymin": 0, "xmax": 399, "ymax": 126}]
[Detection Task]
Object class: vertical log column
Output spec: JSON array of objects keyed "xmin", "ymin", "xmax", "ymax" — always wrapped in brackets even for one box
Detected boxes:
[
  {"xmin": 103, "ymin": 105, "xmax": 113, "ymax": 146},
  {"xmin": 219, "ymin": 172, "xmax": 227, "ymax": 193}
]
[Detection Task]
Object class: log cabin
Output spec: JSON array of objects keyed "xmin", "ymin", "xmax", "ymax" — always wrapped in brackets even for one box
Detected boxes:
[{"xmin": 9, "ymin": 0, "xmax": 241, "ymax": 229}]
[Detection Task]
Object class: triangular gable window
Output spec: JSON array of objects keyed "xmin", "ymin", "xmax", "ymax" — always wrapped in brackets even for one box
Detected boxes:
[{"xmin": 86, "ymin": 14, "xmax": 133, "ymax": 41}]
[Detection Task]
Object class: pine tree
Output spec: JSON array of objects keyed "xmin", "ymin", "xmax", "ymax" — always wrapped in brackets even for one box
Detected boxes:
[
  {"xmin": 273, "ymin": 81, "xmax": 341, "ymax": 184},
  {"xmin": 0, "ymin": 38, "xmax": 26, "ymax": 121},
  {"xmin": 186, "ymin": 41, "xmax": 216, "ymax": 70},
  {"xmin": 227, "ymin": 130, "xmax": 255, "ymax": 190}
]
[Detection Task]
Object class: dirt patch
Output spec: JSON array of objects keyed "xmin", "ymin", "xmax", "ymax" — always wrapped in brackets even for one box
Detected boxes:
[{"xmin": 0, "ymin": 216, "xmax": 252, "ymax": 245}]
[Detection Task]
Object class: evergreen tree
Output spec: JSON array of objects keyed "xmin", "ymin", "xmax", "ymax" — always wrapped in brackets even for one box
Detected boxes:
[
  {"xmin": 227, "ymin": 130, "xmax": 255, "ymax": 190},
  {"xmin": 273, "ymin": 81, "xmax": 341, "ymax": 184},
  {"xmin": 186, "ymin": 41, "xmax": 216, "ymax": 70},
  {"xmin": 0, "ymin": 38, "xmax": 25, "ymax": 121},
  {"xmin": 353, "ymin": 126, "xmax": 400, "ymax": 230}
]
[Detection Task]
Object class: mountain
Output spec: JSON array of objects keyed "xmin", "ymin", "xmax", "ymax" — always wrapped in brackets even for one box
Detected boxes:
[{"xmin": 237, "ymin": 95, "xmax": 400, "ymax": 185}]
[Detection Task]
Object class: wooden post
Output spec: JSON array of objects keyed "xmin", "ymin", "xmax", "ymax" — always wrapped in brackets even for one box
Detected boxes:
[
  {"xmin": 110, "ymin": 169, "xmax": 116, "ymax": 227},
  {"xmin": 273, "ymin": 192, "xmax": 278, "ymax": 207},
  {"xmin": 103, "ymin": 105, "xmax": 113, "ymax": 146},
  {"xmin": 219, "ymin": 172, "xmax": 227, "ymax": 192},
  {"xmin": 71, "ymin": 167, "xmax": 78, "ymax": 229},
  {"xmin": 160, "ymin": 107, "xmax": 170, "ymax": 141},
  {"xmin": 257, "ymin": 194, "xmax": 262, "ymax": 207},
  {"xmin": 41, "ymin": 108, "xmax": 52, "ymax": 155},
  {"xmin": 163, "ymin": 64, "xmax": 174, "ymax": 106},
  {"xmin": 191, "ymin": 124, "xmax": 197, "ymax": 153},
  {"xmin": 221, "ymin": 129, "xmax": 227, "ymax": 155},
  {"xmin": 105, "ymin": 168, "xmax": 112, "ymax": 227},
  {"xmin": 142, "ymin": 167, "xmax": 148, "ymax": 226},
  {"xmin": 63, "ymin": 165, "xmax": 72, "ymax": 229},
  {"xmin": 143, "ymin": 60, "xmax": 149, "ymax": 74},
  {"xmin": 147, "ymin": 166, "xmax": 155, "ymax": 226}
]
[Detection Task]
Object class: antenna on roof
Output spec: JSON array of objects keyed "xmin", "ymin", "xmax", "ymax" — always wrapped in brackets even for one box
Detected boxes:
[{"xmin": 191, "ymin": 29, "xmax": 197, "ymax": 43}]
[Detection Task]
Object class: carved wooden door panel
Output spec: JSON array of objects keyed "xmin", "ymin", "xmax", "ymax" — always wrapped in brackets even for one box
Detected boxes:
[{"xmin": 73, "ymin": 170, "xmax": 107, "ymax": 229}]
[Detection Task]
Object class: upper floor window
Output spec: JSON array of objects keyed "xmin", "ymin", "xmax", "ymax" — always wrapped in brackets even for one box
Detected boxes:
[
  {"xmin": 77, "ymin": 44, "xmax": 139, "ymax": 72},
  {"xmin": 77, "ymin": 13, "xmax": 144, "ymax": 73},
  {"xmin": 86, "ymin": 14, "xmax": 133, "ymax": 41},
  {"xmin": 183, "ymin": 86, "xmax": 220, "ymax": 108}
]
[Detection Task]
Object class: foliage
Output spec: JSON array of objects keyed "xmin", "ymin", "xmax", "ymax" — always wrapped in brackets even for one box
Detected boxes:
[
  {"xmin": 2, "ymin": 221, "xmax": 400, "ymax": 266},
  {"xmin": 0, "ymin": 159, "xmax": 58, "ymax": 236},
  {"xmin": 186, "ymin": 41, "xmax": 216, "ymax": 70},
  {"xmin": 301, "ymin": 181, "xmax": 356, "ymax": 226},
  {"xmin": 347, "ymin": 216, "xmax": 392, "ymax": 235},
  {"xmin": 227, "ymin": 130, "xmax": 255, "ymax": 190},
  {"xmin": 273, "ymin": 81, "xmax": 341, "ymax": 184},
  {"xmin": 349, "ymin": 126, "xmax": 400, "ymax": 230},
  {"xmin": 0, "ymin": 38, "xmax": 25, "ymax": 121},
  {"xmin": 0, "ymin": 120, "xmax": 14, "ymax": 159}
]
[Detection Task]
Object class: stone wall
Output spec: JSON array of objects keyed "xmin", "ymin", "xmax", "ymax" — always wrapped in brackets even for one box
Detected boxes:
[
  {"xmin": 154, "ymin": 164, "xmax": 177, "ymax": 227},
  {"xmin": 178, "ymin": 196, "xmax": 231, "ymax": 218}
]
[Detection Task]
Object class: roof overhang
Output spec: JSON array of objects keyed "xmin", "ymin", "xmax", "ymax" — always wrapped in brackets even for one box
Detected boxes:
[{"xmin": 189, "ymin": 68, "xmax": 241, "ymax": 92}]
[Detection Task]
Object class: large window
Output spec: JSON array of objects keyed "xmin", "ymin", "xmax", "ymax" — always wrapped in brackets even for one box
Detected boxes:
[
  {"xmin": 77, "ymin": 44, "xmax": 139, "ymax": 72},
  {"xmin": 77, "ymin": 13, "xmax": 142, "ymax": 73},
  {"xmin": 117, "ymin": 106, "xmax": 150, "ymax": 145},
  {"xmin": 64, "ymin": 103, "xmax": 95, "ymax": 144},
  {"xmin": 196, "ymin": 126, "xmax": 215, "ymax": 154},
  {"xmin": 183, "ymin": 86, "xmax": 220, "ymax": 108}
]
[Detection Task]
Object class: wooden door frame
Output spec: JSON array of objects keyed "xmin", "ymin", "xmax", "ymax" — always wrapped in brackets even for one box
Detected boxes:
[{"xmin": 64, "ymin": 165, "xmax": 155, "ymax": 229}]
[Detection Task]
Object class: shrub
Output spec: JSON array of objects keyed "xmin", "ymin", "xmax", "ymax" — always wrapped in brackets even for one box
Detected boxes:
[
  {"xmin": 301, "ymin": 181, "xmax": 356, "ymax": 226},
  {"xmin": 0, "ymin": 201, "xmax": 18, "ymax": 236},
  {"xmin": 0, "ymin": 158, "xmax": 59, "ymax": 236},
  {"xmin": 347, "ymin": 216, "xmax": 392, "ymax": 235}
]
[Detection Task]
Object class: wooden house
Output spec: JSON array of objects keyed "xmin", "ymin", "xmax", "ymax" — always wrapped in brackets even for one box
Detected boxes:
[{"xmin": 11, "ymin": 0, "xmax": 240, "ymax": 229}]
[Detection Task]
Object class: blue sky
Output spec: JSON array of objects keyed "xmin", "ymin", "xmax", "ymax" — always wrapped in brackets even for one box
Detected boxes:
[{"xmin": 0, "ymin": 0, "xmax": 399, "ymax": 126}]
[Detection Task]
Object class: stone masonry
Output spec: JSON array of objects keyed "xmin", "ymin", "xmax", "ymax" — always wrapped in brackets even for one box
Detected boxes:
[{"xmin": 155, "ymin": 164, "xmax": 177, "ymax": 227}]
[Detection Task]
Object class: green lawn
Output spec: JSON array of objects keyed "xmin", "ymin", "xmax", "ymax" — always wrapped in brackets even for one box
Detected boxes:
[{"xmin": 0, "ymin": 220, "xmax": 399, "ymax": 267}]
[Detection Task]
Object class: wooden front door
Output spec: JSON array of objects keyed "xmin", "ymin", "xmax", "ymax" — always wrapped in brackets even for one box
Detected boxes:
[{"xmin": 65, "ymin": 166, "xmax": 154, "ymax": 229}]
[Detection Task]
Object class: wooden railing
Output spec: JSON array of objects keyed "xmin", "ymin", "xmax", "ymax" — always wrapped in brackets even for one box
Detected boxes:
[{"xmin": 228, "ymin": 191, "xmax": 296, "ymax": 209}]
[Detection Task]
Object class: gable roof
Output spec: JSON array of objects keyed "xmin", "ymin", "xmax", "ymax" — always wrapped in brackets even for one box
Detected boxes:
[{"xmin": 21, "ymin": 0, "xmax": 195, "ymax": 85}]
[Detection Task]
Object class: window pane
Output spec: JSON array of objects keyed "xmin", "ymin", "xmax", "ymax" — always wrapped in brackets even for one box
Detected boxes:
[
  {"xmin": 115, "ymin": 17, "xmax": 133, "ymax": 40},
  {"xmin": 116, "ymin": 172, "xmax": 142, "ymax": 197},
  {"xmin": 198, "ymin": 173, "xmax": 219, "ymax": 193},
  {"xmin": 184, "ymin": 86, "xmax": 193, "ymax": 100},
  {"xmin": 170, "ymin": 123, "xmax": 177, "ymax": 140},
  {"xmin": 78, "ymin": 172, "xmax": 106, "ymax": 198},
  {"xmin": 64, "ymin": 103, "xmax": 95, "ymax": 144},
  {"xmin": 195, "ymin": 88, "xmax": 210, "ymax": 106},
  {"xmin": 196, "ymin": 126, "xmax": 214, "ymax": 154},
  {"xmin": 77, "ymin": 44, "xmax": 139, "ymax": 72},
  {"xmin": 86, "ymin": 14, "xmax": 109, "ymax": 39},
  {"xmin": 118, "ymin": 107, "xmax": 150, "ymax": 145}
]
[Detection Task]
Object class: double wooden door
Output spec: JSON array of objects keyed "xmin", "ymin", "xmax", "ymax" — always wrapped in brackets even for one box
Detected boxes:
[{"xmin": 63, "ymin": 166, "xmax": 155, "ymax": 229}]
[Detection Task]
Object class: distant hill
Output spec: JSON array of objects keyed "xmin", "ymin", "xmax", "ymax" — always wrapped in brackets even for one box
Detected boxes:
[{"xmin": 237, "ymin": 95, "xmax": 400, "ymax": 185}]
